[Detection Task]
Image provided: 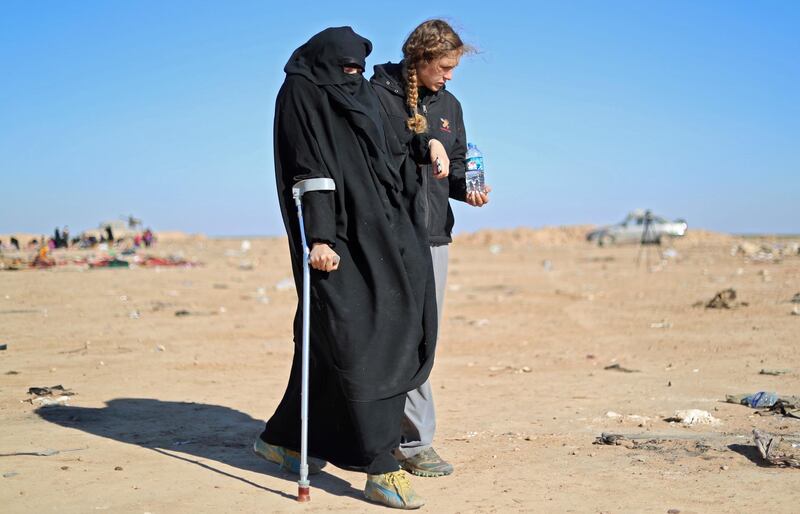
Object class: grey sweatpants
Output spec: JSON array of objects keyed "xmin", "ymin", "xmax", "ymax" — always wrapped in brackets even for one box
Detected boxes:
[{"xmin": 397, "ymin": 244, "xmax": 449, "ymax": 458}]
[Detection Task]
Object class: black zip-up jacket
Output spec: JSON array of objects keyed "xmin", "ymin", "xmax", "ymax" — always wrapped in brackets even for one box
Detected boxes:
[{"xmin": 371, "ymin": 62, "xmax": 468, "ymax": 246}]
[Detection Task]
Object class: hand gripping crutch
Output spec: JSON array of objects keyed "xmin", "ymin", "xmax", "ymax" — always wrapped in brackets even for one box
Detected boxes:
[{"xmin": 291, "ymin": 177, "xmax": 336, "ymax": 503}]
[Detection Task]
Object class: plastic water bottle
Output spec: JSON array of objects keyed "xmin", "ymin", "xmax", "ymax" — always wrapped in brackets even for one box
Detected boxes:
[{"xmin": 465, "ymin": 143, "xmax": 485, "ymax": 194}]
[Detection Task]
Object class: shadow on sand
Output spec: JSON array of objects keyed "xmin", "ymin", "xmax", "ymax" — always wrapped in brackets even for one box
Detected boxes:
[
  {"xmin": 36, "ymin": 398, "xmax": 362, "ymax": 502},
  {"xmin": 727, "ymin": 443, "xmax": 771, "ymax": 468}
]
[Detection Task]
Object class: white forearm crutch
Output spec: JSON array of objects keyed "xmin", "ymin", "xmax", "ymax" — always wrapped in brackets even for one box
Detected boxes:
[{"xmin": 291, "ymin": 177, "xmax": 335, "ymax": 503}]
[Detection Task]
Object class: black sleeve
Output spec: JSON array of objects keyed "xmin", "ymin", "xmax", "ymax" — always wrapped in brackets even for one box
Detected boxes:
[
  {"xmin": 448, "ymin": 99, "xmax": 468, "ymax": 202},
  {"xmin": 276, "ymin": 79, "xmax": 337, "ymax": 246},
  {"xmin": 410, "ymin": 132, "xmax": 432, "ymax": 164}
]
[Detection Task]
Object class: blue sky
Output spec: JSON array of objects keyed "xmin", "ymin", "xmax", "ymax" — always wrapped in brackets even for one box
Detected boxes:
[{"xmin": 1, "ymin": 1, "xmax": 798, "ymax": 236}]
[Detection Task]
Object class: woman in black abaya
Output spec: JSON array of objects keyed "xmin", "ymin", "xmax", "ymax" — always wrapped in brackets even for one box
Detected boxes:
[{"xmin": 255, "ymin": 27, "xmax": 437, "ymax": 509}]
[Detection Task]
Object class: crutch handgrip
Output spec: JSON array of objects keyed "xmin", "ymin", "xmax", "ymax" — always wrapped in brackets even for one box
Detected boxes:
[{"xmin": 292, "ymin": 178, "xmax": 336, "ymax": 202}]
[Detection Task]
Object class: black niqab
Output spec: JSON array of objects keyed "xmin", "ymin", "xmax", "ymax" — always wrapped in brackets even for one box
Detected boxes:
[
  {"xmin": 285, "ymin": 27, "xmax": 391, "ymax": 187},
  {"xmin": 261, "ymin": 27, "xmax": 438, "ymax": 474},
  {"xmin": 284, "ymin": 26, "xmax": 371, "ymax": 85}
]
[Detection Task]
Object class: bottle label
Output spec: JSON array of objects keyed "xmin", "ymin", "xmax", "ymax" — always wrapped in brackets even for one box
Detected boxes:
[
  {"xmin": 466, "ymin": 170, "xmax": 485, "ymax": 194},
  {"xmin": 466, "ymin": 156, "xmax": 484, "ymax": 171}
]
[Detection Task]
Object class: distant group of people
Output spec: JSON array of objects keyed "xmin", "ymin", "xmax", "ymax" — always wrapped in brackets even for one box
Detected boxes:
[
  {"xmin": 0, "ymin": 227, "xmax": 155, "ymax": 253},
  {"xmin": 52, "ymin": 226, "xmax": 71, "ymax": 248}
]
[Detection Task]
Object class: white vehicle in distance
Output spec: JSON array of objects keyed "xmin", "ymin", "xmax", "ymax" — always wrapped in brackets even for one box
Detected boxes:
[{"xmin": 586, "ymin": 210, "xmax": 688, "ymax": 246}]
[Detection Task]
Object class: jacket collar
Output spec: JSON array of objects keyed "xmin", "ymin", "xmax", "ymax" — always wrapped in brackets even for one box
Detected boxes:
[{"xmin": 371, "ymin": 61, "xmax": 445, "ymax": 103}]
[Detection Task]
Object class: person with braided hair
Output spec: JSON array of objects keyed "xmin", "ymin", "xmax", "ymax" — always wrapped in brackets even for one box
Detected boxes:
[{"xmin": 371, "ymin": 19, "xmax": 491, "ymax": 478}]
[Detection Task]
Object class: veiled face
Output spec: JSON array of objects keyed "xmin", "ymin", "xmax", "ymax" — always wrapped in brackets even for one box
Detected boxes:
[
  {"xmin": 416, "ymin": 52, "xmax": 460, "ymax": 91},
  {"xmin": 285, "ymin": 26, "xmax": 372, "ymax": 85}
]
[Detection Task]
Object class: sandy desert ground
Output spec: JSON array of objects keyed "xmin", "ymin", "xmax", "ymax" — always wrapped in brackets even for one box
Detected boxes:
[{"xmin": 1, "ymin": 228, "xmax": 799, "ymax": 513}]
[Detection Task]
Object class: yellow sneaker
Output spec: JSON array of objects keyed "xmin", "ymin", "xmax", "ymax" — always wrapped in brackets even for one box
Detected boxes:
[
  {"xmin": 364, "ymin": 470, "xmax": 425, "ymax": 509},
  {"xmin": 252, "ymin": 438, "xmax": 325, "ymax": 475}
]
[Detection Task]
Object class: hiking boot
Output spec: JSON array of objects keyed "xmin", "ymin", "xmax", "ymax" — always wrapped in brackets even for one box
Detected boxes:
[
  {"xmin": 364, "ymin": 470, "xmax": 425, "ymax": 509},
  {"xmin": 398, "ymin": 447, "xmax": 453, "ymax": 477},
  {"xmin": 252, "ymin": 438, "xmax": 325, "ymax": 475}
]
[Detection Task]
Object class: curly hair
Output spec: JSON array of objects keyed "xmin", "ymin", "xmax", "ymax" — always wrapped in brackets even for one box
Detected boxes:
[{"xmin": 402, "ymin": 19, "xmax": 470, "ymax": 134}]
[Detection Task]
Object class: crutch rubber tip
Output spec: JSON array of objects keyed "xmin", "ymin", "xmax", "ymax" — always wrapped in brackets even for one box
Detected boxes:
[{"xmin": 297, "ymin": 485, "xmax": 311, "ymax": 502}]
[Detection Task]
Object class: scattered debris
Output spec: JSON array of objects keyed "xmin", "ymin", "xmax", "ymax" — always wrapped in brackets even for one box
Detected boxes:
[
  {"xmin": 760, "ymin": 369, "xmax": 791, "ymax": 376},
  {"xmin": 665, "ymin": 409, "xmax": 720, "ymax": 425},
  {"xmin": 726, "ymin": 392, "xmax": 800, "ymax": 419},
  {"xmin": 602, "ymin": 412, "xmax": 651, "ymax": 425},
  {"xmin": 29, "ymin": 396, "xmax": 71, "ymax": 407},
  {"xmin": 174, "ymin": 310, "xmax": 191, "ymax": 317},
  {"xmin": 792, "ymin": 306, "xmax": 800, "ymax": 316},
  {"xmin": 791, "ymin": 293, "xmax": 800, "ymax": 304},
  {"xmin": 27, "ymin": 385, "xmax": 75, "ymax": 397},
  {"xmin": 469, "ymin": 318, "xmax": 490, "ymax": 328},
  {"xmin": 3, "ymin": 472, "xmax": 19, "ymax": 478},
  {"xmin": 650, "ymin": 320, "xmax": 672, "ymax": 329},
  {"xmin": 128, "ymin": 310, "xmax": 140, "ymax": 319},
  {"xmin": 487, "ymin": 364, "xmax": 531, "ymax": 375},
  {"xmin": 24, "ymin": 385, "xmax": 76, "ymax": 407},
  {"xmin": 704, "ymin": 288, "xmax": 748, "ymax": 309},
  {"xmin": 732, "ymin": 242, "xmax": 788, "ymax": 262},
  {"xmin": 156, "ymin": 345, "xmax": 166, "ymax": 352},
  {"xmin": 594, "ymin": 433, "xmax": 627, "ymax": 445},
  {"xmin": 726, "ymin": 391, "xmax": 779, "ymax": 408},
  {"xmin": 89, "ymin": 257, "xmax": 130, "ymax": 269},
  {"xmin": 604, "ymin": 363, "xmax": 640, "ymax": 373},
  {"xmin": 753, "ymin": 429, "xmax": 800, "ymax": 468},
  {"xmin": 488, "ymin": 244, "xmax": 503, "ymax": 255},
  {"xmin": 136, "ymin": 256, "xmax": 200, "ymax": 268},
  {"xmin": 542, "ymin": 260, "xmax": 553, "ymax": 271}
]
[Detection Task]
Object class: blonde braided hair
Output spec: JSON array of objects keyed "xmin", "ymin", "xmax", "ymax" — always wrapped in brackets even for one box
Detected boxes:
[
  {"xmin": 404, "ymin": 66, "xmax": 426, "ymax": 133},
  {"xmin": 402, "ymin": 19, "xmax": 471, "ymax": 134}
]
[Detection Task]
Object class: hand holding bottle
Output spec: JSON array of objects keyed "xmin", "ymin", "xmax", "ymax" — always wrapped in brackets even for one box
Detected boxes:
[{"xmin": 466, "ymin": 185, "xmax": 491, "ymax": 207}]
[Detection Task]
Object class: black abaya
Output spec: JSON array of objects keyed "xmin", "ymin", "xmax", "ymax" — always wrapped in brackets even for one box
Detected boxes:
[{"xmin": 260, "ymin": 27, "xmax": 437, "ymax": 474}]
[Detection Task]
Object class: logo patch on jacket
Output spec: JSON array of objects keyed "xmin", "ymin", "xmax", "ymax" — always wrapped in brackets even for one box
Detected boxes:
[{"xmin": 440, "ymin": 118, "xmax": 451, "ymax": 133}]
